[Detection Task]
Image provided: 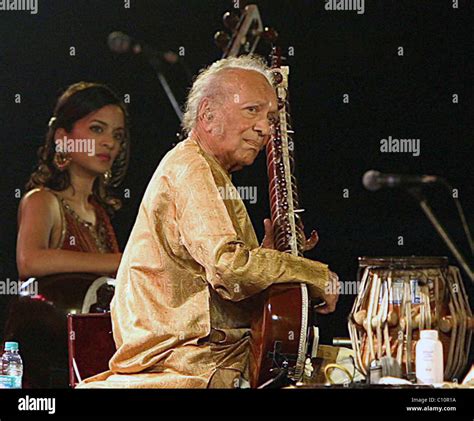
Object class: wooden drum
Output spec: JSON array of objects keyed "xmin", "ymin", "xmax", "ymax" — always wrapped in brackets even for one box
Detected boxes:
[{"xmin": 348, "ymin": 256, "xmax": 473, "ymax": 381}]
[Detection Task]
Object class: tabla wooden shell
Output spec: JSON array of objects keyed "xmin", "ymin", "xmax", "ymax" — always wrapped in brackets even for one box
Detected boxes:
[{"xmin": 348, "ymin": 256, "xmax": 473, "ymax": 381}]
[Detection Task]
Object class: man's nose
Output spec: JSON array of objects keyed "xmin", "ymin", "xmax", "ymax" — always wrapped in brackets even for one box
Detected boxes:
[{"xmin": 254, "ymin": 117, "xmax": 272, "ymax": 138}]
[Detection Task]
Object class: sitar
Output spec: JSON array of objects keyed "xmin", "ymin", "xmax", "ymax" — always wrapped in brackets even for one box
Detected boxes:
[
  {"xmin": 249, "ymin": 47, "xmax": 319, "ymax": 388},
  {"xmin": 215, "ymin": 6, "xmax": 321, "ymax": 388}
]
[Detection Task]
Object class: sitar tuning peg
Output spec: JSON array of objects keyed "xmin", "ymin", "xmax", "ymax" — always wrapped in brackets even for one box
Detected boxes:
[
  {"xmin": 214, "ymin": 31, "xmax": 231, "ymax": 51},
  {"xmin": 272, "ymin": 71, "xmax": 284, "ymax": 85},
  {"xmin": 223, "ymin": 11, "xmax": 240, "ymax": 32},
  {"xmin": 261, "ymin": 27, "xmax": 279, "ymax": 43},
  {"xmin": 175, "ymin": 130, "xmax": 185, "ymax": 142}
]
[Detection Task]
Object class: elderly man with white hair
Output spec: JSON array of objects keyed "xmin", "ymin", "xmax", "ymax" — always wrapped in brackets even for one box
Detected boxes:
[{"xmin": 78, "ymin": 55, "xmax": 339, "ymax": 389}]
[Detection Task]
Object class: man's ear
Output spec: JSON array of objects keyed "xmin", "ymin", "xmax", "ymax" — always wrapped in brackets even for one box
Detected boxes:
[{"xmin": 197, "ymin": 98, "xmax": 215, "ymax": 132}]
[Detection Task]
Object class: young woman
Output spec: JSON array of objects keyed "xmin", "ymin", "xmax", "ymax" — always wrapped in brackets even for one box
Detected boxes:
[
  {"xmin": 17, "ymin": 82, "xmax": 129, "ymax": 279},
  {"xmin": 7, "ymin": 82, "xmax": 130, "ymax": 388}
]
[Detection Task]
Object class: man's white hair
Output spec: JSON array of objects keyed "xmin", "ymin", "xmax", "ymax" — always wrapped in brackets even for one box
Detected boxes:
[{"xmin": 182, "ymin": 55, "xmax": 274, "ymax": 135}]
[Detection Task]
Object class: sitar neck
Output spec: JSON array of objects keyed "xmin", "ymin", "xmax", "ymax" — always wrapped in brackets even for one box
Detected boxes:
[{"xmin": 266, "ymin": 60, "xmax": 305, "ymax": 257}]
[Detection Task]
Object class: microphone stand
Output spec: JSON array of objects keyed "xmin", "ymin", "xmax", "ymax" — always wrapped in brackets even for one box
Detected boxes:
[
  {"xmin": 408, "ymin": 188, "xmax": 474, "ymax": 283},
  {"xmin": 142, "ymin": 45, "xmax": 183, "ymax": 123}
]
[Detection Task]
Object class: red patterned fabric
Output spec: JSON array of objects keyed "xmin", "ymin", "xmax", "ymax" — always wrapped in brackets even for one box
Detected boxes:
[{"xmin": 57, "ymin": 194, "xmax": 119, "ymax": 254}]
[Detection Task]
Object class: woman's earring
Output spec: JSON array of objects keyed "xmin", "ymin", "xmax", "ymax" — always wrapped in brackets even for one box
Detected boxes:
[
  {"xmin": 53, "ymin": 152, "xmax": 71, "ymax": 171},
  {"xmin": 103, "ymin": 170, "xmax": 112, "ymax": 185}
]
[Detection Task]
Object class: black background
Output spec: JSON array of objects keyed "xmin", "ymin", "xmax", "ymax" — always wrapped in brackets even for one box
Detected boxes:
[
  {"xmin": 0, "ymin": 0, "xmax": 472, "ymax": 349},
  {"xmin": 1, "ymin": 388, "xmax": 473, "ymax": 420}
]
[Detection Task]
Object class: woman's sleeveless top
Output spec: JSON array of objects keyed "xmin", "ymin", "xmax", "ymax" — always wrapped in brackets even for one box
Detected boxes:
[{"xmin": 53, "ymin": 193, "xmax": 119, "ymax": 253}]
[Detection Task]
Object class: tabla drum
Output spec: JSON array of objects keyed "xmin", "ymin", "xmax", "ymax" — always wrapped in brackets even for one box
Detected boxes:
[{"xmin": 348, "ymin": 256, "xmax": 473, "ymax": 382}]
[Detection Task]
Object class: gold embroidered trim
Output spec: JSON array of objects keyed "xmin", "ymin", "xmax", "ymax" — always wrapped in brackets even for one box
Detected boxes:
[{"xmin": 58, "ymin": 196, "xmax": 110, "ymax": 253}]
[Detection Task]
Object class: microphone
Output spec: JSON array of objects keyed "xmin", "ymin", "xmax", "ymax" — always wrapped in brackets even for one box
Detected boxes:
[
  {"xmin": 362, "ymin": 170, "xmax": 439, "ymax": 192},
  {"xmin": 107, "ymin": 31, "xmax": 136, "ymax": 54},
  {"xmin": 107, "ymin": 31, "xmax": 179, "ymax": 64}
]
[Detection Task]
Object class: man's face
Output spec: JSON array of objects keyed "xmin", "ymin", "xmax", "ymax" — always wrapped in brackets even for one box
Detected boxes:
[{"xmin": 208, "ymin": 69, "xmax": 278, "ymax": 172}]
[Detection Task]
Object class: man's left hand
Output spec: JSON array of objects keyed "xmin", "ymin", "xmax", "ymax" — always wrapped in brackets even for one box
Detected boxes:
[
  {"xmin": 262, "ymin": 218, "xmax": 320, "ymax": 252},
  {"xmin": 262, "ymin": 218, "xmax": 275, "ymax": 249}
]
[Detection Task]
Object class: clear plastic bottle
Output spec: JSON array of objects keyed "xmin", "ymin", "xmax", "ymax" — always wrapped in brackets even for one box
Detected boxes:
[
  {"xmin": 1, "ymin": 342, "xmax": 23, "ymax": 388},
  {"xmin": 415, "ymin": 330, "xmax": 444, "ymax": 384}
]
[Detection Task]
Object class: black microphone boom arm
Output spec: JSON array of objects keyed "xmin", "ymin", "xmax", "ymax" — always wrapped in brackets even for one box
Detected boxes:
[{"xmin": 409, "ymin": 188, "xmax": 474, "ymax": 283}]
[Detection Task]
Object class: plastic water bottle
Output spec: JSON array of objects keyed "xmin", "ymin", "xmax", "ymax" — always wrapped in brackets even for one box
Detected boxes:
[{"xmin": 1, "ymin": 342, "xmax": 23, "ymax": 388}]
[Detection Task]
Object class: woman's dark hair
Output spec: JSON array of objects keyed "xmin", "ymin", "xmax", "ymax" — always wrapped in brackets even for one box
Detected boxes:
[{"xmin": 26, "ymin": 82, "xmax": 130, "ymax": 214}]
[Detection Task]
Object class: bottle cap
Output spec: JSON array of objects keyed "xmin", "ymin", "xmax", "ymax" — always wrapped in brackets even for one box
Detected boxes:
[
  {"xmin": 420, "ymin": 330, "xmax": 438, "ymax": 340},
  {"xmin": 4, "ymin": 342, "xmax": 19, "ymax": 351}
]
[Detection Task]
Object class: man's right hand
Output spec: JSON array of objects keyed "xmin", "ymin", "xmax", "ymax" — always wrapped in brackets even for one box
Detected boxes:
[{"xmin": 309, "ymin": 270, "xmax": 340, "ymax": 315}]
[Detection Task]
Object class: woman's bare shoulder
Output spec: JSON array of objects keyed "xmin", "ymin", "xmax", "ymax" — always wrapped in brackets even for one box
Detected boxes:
[{"xmin": 19, "ymin": 187, "xmax": 61, "ymax": 215}]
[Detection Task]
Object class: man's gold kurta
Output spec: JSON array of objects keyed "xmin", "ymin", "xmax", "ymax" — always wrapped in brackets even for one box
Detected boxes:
[{"xmin": 77, "ymin": 138, "xmax": 329, "ymax": 388}]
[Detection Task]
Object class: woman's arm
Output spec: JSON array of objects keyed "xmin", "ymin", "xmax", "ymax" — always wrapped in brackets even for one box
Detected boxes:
[{"xmin": 16, "ymin": 189, "xmax": 122, "ymax": 279}]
